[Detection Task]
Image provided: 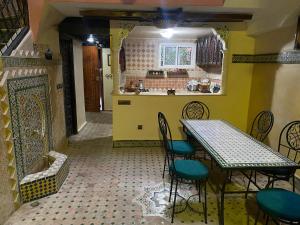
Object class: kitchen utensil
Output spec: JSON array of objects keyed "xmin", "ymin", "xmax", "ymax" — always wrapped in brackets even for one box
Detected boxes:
[{"xmin": 187, "ymin": 80, "xmax": 199, "ymax": 91}]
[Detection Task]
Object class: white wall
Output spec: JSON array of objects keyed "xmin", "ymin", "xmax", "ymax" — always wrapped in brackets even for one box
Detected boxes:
[
  {"xmin": 73, "ymin": 39, "xmax": 86, "ymax": 131},
  {"xmin": 102, "ymin": 48, "xmax": 113, "ymax": 110}
]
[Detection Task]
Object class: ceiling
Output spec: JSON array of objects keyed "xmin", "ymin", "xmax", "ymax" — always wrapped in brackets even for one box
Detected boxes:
[
  {"xmin": 127, "ymin": 26, "xmax": 215, "ymax": 39},
  {"xmin": 49, "ymin": 0, "xmax": 300, "ymax": 36}
]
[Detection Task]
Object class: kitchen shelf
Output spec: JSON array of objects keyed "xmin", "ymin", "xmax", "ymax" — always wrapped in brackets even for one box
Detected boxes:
[
  {"xmin": 146, "ymin": 70, "xmax": 164, "ymax": 79},
  {"xmin": 167, "ymin": 70, "xmax": 188, "ymax": 78}
]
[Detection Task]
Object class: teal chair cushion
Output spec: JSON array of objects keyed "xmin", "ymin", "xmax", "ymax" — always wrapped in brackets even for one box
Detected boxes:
[
  {"xmin": 256, "ymin": 188, "xmax": 300, "ymax": 221},
  {"xmin": 170, "ymin": 160, "xmax": 208, "ymax": 180},
  {"xmin": 168, "ymin": 140, "xmax": 195, "ymax": 155}
]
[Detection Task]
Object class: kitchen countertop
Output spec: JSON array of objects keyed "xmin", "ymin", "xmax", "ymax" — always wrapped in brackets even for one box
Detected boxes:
[{"xmin": 120, "ymin": 90, "xmax": 222, "ymax": 96}]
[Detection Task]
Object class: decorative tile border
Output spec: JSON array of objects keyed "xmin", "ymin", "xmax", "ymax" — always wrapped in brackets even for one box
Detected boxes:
[
  {"xmin": 1, "ymin": 56, "xmax": 61, "ymax": 68},
  {"xmin": 232, "ymin": 51, "xmax": 300, "ymax": 64},
  {"xmin": 113, "ymin": 140, "xmax": 162, "ymax": 148},
  {"xmin": 20, "ymin": 151, "xmax": 69, "ymax": 203}
]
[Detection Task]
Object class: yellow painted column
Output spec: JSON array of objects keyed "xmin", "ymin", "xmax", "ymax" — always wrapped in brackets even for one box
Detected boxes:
[{"xmin": 110, "ymin": 20, "xmax": 136, "ymax": 94}]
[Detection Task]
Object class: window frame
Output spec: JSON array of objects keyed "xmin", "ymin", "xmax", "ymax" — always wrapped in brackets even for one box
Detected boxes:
[{"xmin": 159, "ymin": 42, "xmax": 196, "ymax": 69}]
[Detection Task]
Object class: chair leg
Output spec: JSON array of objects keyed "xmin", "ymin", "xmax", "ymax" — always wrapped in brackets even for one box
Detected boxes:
[
  {"xmin": 254, "ymin": 209, "xmax": 260, "ymax": 225},
  {"xmin": 198, "ymin": 181, "xmax": 201, "ymax": 203},
  {"xmin": 204, "ymin": 181, "xmax": 207, "ymax": 224},
  {"xmin": 169, "ymin": 175, "xmax": 174, "ymax": 202},
  {"xmin": 229, "ymin": 171, "xmax": 233, "ymax": 182},
  {"xmin": 292, "ymin": 175, "xmax": 295, "ymax": 192},
  {"xmin": 245, "ymin": 171, "xmax": 253, "ymax": 199},
  {"xmin": 265, "ymin": 215, "xmax": 269, "ymax": 225},
  {"xmin": 171, "ymin": 179, "xmax": 179, "ymax": 223},
  {"xmin": 162, "ymin": 155, "xmax": 167, "ymax": 178}
]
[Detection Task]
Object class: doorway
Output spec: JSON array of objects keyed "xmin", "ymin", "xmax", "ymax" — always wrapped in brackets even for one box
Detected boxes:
[
  {"xmin": 83, "ymin": 46, "xmax": 104, "ymax": 112},
  {"xmin": 60, "ymin": 36, "xmax": 78, "ymax": 137}
]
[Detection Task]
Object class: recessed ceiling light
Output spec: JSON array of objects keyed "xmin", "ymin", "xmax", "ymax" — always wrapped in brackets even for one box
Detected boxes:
[
  {"xmin": 160, "ymin": 28, "xmax": 174, "ymax": 39},
  {"xmin": 87, "ymin": 34, "xmax": 95, "ymax": 43}
]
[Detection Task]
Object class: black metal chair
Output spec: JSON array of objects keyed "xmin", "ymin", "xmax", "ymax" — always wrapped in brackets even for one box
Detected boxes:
[
  {"xmin": 246, "ymin": 121, "xmax": 300, "ymax": 197},
  {"xmin": 182, "ymin": 101, "xmax": 210, "ymax": 120},
  {"xmin": 158, "ymin": 112, "xmax": 208, "ymax": 223},
  {"xmin": 230, "ymin": 111, "xmax": 274, "ymax": 181},
  {"xmin": 249, "ymin": 111, "xmax": 274, "ymax": 142},
  {"xmin": 158, "ymin": 112, "xmax": 196, "ymax": 178},
  {"xmin": 181, "ymin": 101, "xmax": 210, "ymax": 158},
  {"xmin": 255, "ymin": 179, "xmax": 300, "ymax": 225}
]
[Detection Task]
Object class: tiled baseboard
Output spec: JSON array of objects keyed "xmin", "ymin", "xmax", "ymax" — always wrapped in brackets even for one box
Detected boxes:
[{"xmin": 113, "ymin": 140, "xmax": 162, "ymax": 148}]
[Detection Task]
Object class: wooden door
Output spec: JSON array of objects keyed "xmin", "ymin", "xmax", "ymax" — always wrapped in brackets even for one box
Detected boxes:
[{"xmin": 83, "ymin": 46, "xmax": 103, "ymax": 112}]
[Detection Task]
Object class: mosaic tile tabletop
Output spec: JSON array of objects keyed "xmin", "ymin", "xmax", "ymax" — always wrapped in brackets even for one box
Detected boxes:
[{"xmin": 181, "ymin": 120, "xmax": 299, "ymax": 169}]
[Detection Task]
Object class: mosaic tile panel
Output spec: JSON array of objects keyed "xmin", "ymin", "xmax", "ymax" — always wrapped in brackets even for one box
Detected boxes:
[
  {"xmin": 7, "ymin": 75, "xmax": 52, "ymax": 184},
  {"xmin": 232, "ymin": 51, "xmax": 300, "ymax": 64},
  {"xmin": 20, "ymin": 151, "xmax": 69, "ymax": 203}
]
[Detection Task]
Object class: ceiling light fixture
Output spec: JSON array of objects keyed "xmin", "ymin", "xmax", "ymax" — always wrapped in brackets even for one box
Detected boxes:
[
  {"xmin": 87, "ymin": 34, "xmax": 95, "ymax": 43},
  {"xmin": 160, "ymin": 28, "xmax": 174, "ymax": 39}
]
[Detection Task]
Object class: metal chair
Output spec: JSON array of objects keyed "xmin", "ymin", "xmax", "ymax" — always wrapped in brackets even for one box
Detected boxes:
[
  {"xmin": 246, "ymin": 121, "xmax": 300, "ymax": 197},
  {"xmin": 249, "ymin": 111, "xmax": 274, "ymax": 142},
  {"xmin": 158, "ymin": 112, "xmax": 209, "ymax": 223},
  {"xmin": 181, "ymin": 101, "xmax": 210, "ymax": 158},
  {"xmin": 182, "ymin": 101, "xmax": 210, "ymax": 120},
  {"xmin": 240, "ymin": 111, "xmax": 274, "ymax": 181},
  {"xmin": 255, "ymin": 179, "xmax": 300, "ymax": 225},
  {"xmin": 158, "ymin": 112, "xmax": 196, "ymax": 178}
]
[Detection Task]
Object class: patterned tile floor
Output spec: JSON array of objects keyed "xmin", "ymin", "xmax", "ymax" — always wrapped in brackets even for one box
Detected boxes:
[
  {"xmin": 4, "ymin": 112, "xmax": 298, "ymax": 225},
  {"xmin": 69, "ymin": 112, "xmax": 112, "ymax": 142}
]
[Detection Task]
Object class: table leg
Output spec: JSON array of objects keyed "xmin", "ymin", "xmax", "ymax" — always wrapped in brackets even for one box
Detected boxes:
[{"xmin": 220, "ymin": 171, "xmax": 229, "ymax": 225}]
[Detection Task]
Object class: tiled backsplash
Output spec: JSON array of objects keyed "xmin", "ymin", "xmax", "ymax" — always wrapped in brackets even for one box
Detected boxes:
[
  {"xmin": 122, "ymin": 38, "xmax": 222, "ymax": 89},
  {"xmin": 124, "ymin": 38, "xmax": 203, "ymax": 73}
]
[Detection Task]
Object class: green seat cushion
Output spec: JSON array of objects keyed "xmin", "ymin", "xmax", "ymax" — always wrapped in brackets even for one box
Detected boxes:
[
  {"xmin": 168, "ymin": 140, "xmax": 195, "ymax": 155},
  {"xmin": 256, "ymin": 188, "xmax": 300, "ymax": 221},
  {"xmin": 170, "ymin": 160, "xmax": 208, "ymax": 180}
]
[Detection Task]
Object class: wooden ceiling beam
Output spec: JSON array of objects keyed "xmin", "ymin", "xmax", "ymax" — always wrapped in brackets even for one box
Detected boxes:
[{"xmin": 80, "ymin": 9, "xmax": 252, "ymax": 23}]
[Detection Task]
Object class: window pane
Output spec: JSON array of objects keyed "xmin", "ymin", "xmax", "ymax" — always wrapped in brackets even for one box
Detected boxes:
[
  {"xmin": 178, "ymin": 47, "xmax": 192, "ymax": 65},
  {"xmin": 160, "ymin": 46, "xmax": 164, "ymax": 66},
  {"xmin": 164, "ymin": 47, "xmax": 176, "ymax": 65}
]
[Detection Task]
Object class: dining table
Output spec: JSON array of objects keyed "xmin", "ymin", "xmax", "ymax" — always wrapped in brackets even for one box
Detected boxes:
[{"xmin": 180, "ymin": 119, "xmax": 300, "ymax": 225}]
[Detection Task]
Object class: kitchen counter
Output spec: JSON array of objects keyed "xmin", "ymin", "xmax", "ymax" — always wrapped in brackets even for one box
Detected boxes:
[{"xmin": 120, "ymin": 90, "xmax": 222, "ymax": 96}]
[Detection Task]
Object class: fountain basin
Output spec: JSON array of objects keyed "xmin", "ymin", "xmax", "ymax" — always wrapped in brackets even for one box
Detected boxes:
[{"xmin": 20, "ymin": 151, "xmax": 69, "ymax": 203}]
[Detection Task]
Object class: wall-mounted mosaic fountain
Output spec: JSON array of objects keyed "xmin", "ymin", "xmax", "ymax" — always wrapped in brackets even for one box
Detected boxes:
[{"xmin": 7, "ymin": 74, "xmax": 69, "ymax": 203}]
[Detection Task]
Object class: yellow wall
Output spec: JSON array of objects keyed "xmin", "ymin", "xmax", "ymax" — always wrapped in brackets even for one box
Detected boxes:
[
  {"xmin": 248, "ymin": 25, "xmax": 300, "ymax": 176},
  {"xmin": 36, "ymin": 5, "xmax": 67, "ymax": 150},
  {"xmin": 113, "ymin": 31, "xmax": 255, "ymax": 140}
]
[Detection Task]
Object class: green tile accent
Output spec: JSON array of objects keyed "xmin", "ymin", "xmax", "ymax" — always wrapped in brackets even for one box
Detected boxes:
[
  {"xmin": 232, "ymin": 51, "xmax": 300, "ymax": 64},
  {"xmin": 1, "ymin": 56, "xmax": 61, "ymax": 67}
]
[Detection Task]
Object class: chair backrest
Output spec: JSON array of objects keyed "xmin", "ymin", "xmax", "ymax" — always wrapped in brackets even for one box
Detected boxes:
[
  {"xmin": 182, "ymin": 101, "xmax": 210, "ymax": 120},
  {"xmin": 158, "ymin": 112, "xmax": 175, "ymax": 166},
  {"xmin": 278, "ymin": 121, "xmax": 300, "ymax": 164},
  {"xmin": 250, "ymin": 111, "xmax": 274, "ymax": 142}
]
